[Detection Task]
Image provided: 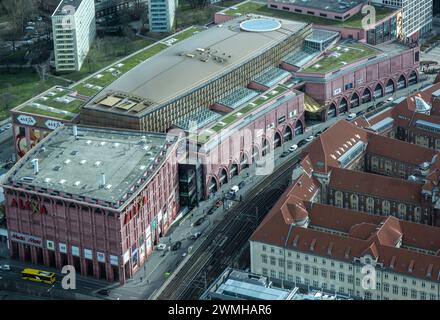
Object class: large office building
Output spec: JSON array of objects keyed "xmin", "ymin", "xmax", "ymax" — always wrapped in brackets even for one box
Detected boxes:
[
  {"xmin": 355, "ymin": 81, "xmax": 440, "ymax": 152},
  {"xmin": 80, "ymin": 16, "xmax": 312, "ymax": 132},
  {"xmin": 52, "ymin": 0, "xmax": 96, "ymax": 71},
  {"xmin": 249, "ymin": 119, "xmax": 440, "ymax": 299},
  {"xmin": 0, "ymin": 125, "xmax": 180, "ymax": 284},
  {"xmin": 148, "ymin": 0, "xmax": 177, "ymax": 32},
  {"xmin": 371, "ymin": 0, "xmax": 433, "ymax": 40}
]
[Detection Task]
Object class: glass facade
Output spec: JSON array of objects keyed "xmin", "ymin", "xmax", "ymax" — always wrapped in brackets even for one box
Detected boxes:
[{"xmin": 366, "ymin": 16, "xmax": 397, "ymax": 45}]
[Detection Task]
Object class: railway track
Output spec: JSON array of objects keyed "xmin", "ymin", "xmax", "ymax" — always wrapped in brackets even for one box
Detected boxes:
[{"xmin": 156, "ymin": 153, "xmax": 303, "ymax": 300}]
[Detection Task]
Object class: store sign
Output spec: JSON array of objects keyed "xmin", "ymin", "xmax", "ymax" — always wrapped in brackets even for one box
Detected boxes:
[
  {"xmin": 17, "ymin": 115, "xmax": 36, "ymax": 126},
  {"xmin": 72, "ymin": 246, "xmax": 80, "ymax": 257},
  {"xmin": 110, "ymin": 255, "xmax": 119, "ymax": 266},
  {"xmin": 10, "ymin": 231, "xmax": 42, "ymax": 247},
  {"xmin": 151, "ymin": 218, "xmax": 157, "ymax": 230},
  {"xmin": 146, "ymin": 237, "xmax": 152, "ymax": 252},
  {"xmin": 46, "ymin": 240, "xmax": 55, "ymax": 251},
  {"xmin": 97, "ymin": 252, "xmax": 106, "ymax": 263},
  {"xmin": 158, "ymin": 211, "xmax": 163, "ymax": 223},
  {"xmin": 123, "ymin": 250, "xmax": 130, "ymax": 264},
  {"xmin": 59, "ymin": 243, "xmax": 67, "ymax": 253},
  {"xmin": 132, "ymin": 248, "xmax": 139, "ymax": 268},
  {"xmin": 334, "ymin": 88, "xmax": 342, "ymax": 95},
  {"xmin": 145, "ymin": 225, "xmax": 151, "ymax": 238},
  {"xmin": 84, "ymin": 248, "xmax": 93, "ymax": 260},
  {"xmin": 45, "ymin": 120, "xmax": 62, "ymax": 130},
  {"xmin": 140, "ymin": 244, "xmax": 145, "ymax": 260}
]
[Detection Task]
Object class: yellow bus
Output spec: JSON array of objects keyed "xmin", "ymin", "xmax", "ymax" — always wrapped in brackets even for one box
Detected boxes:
[{"xmin": 21, "ymin": 268, "xmax": 56, "ymax": 285}]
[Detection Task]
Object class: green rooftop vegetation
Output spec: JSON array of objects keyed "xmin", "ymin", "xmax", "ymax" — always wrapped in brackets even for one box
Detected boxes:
[
  {"xmin": 16, "ymin": 86, "xmax": 85, "ymax": 120},
  {"xmin": 13, "ymin": 25, "xmax": 209, "ymax": 121},
  {"xmin": 222, "ymin": 1, "xmax": 396, "ymax": 29},
  {"xmin": 302, "ymin": 43, "xmax": 381, "ymax": 73},
  {"xmin": 195, "ymin": 85, "xmax": 290, "ymax": 143}
]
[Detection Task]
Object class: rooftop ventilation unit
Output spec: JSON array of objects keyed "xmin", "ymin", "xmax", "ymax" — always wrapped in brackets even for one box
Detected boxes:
[{"xmin": 31, "ymin": 159, "xmax": 39, "ymax": 174}]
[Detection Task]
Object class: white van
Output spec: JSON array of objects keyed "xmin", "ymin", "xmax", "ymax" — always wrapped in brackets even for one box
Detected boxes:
[
  {"xmin": 346, "ymin": 113, "xmax": 356, "ymax": 121},
  {"xmin": 229, "ymin": 185, "xmax": 239, "ymax": 195}
]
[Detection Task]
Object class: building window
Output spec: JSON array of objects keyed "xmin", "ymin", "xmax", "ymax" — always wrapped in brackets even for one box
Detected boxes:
[
  {"xmin": 330, "ymin": 271, "xmax": 336, "ymax": 280},
  {"xmin": 339, "ymin": 273, "xmax": 345, "ymax": 282},
  {"xmin": 402, "ymin": 287, "xmax": 408, "ymax": 297},
  {"xmin": 392, "ymin": 285, "xmax": 399, "ymax": 295},
  {"xmin": 384, "ymin": 283, "xmax": 389, "ymax": 292},
  {"xmin": 313, "ymin": 267, "xmax": 318, "ymax": 276},
  {"xmin": 270, "ymin": 270, "xmax": 276, "ymax": 278},
  {"xmin": 287, "ymin": 261, "xmax": 293, "ymax": 270},
  {"xmin": 262, "ymin": 268, "xmax": 268, "ymax": 276},
  {"xmin": 295, "ymin": 263, "xmax": 301, "ymax": 272},
  {"xmin": 321, "ymin": 269, "xmax": 327, "ymax": 278},
  {"xmin": 288, "ymin": 274, "xmax": 294, "ymax": 282},
  {"xmin": 304, "ymin": 265, "xmax": 310, "ymax": 274},
  {"xmin": 261, "ymin": 255, "xmax": 268, "ymax": 264},
  {"xmin": 278, "ymin": 258, "xmax": 285, "ymax": 267},
  {"xmin": 411, "ymin": 289, "xmax": 417, "ymax": 299},
  {"xmin": 270, "ymin": 257, "xmax": 276, "ymax": 266},
  {"xmin": 348, "ymin": 275, "xmax": 354, "ymax": 284}
]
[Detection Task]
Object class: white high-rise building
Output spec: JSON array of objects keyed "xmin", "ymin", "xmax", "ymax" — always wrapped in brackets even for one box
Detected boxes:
[
  {"xmin": 372, "ymin": 0, "xmax": 433, "ymax": 39},
  {"xmin": 51, "ymin": 0, "xmax": 96, "ymax": 71},
  {"xmin": 148, "ymin": 0, "xmax": 178, "ymax": 32}
]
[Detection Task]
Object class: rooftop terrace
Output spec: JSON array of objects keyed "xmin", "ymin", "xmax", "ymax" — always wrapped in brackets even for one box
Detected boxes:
[
  {"xmin": 14, "ymin": 86, "xmax": 85, "ymax": 121},
  {"xmin": 2, "ymin": 125, "xmax": 176, "ymax": 209},
  {"xmin": 221, "ymin": 1, "xmax": 397, "ymax": 29},
  {"xmin": 195, "ymin": 84, "xmax": 290, "ymax": 143},
  {"xmin": 301, "ymin": 42, "xmax": 381, "ymax": 74},
  {"xmin": 53, "ymin": 0, "xmax": 83, "ymax": 16}
]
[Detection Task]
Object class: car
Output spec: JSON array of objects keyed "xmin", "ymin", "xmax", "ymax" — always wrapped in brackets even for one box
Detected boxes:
[
  {"xmin": 192, "ymin": 217, "xmax": 205, "ymax": 226},
  {"xmin": 214, "ymin": 200, "xmax": 222, "ymax": 208},
  {"xmin": 346, "ymin": 113, "xmax": 357, "ymax": 121},
  {"xmin": 97, "ymin": 289, "xmax": 110, "ymax": 296},
  {"xmin": 238, "ymin": 181, "xmax": 245, "ymax": 188},
  {"xmin": 289, "ymin": 144, "xmax": 298, "ymax": 152},
  {"xmin": 156, "ymin": 243, "xmax": 167, "ymax": 251},
  {"xmin": 0, "ymin": 265, "xmax": 11, "ymax": 271},
  {"xmin": 305, "ymin": 136, "xmax": 314, "ymax": 142},
  {"xmin": 367, "ymin": 106, "xmax": 374, "ymax": 112},
  {"xmin": 387, "ymin": 97, "xmax": 394, "ymax": 102},
  {"xmin": 297, "ymin": 139, "xmax": 307, "ymax": 147},
  {"xmin": 229, "ymin": 185, "xmax": 239, "ymax": 195},
  {"xmin": 376, "ymin": 101, "xmax": 385, "ymax": 108},
  {"xmin": 314, "ymin": 130, "xmax": 322, "ymax": 137},
  {"xmin": 171, "ymin": 241, "xmax": 182, "ymax": 251},
  {"xmin": 190, "ymin": 232, "xmax": 202, "ymax": 240},
  {"xmin": 281, "ymin": 151, "xmax": 290, "ymax": 158},
  {"xmin": 207, "ymin": 207, "xmax": 216, "ymax": 215}
]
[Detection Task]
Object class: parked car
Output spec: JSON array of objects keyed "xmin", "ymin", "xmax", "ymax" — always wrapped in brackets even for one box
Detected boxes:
[
  {"xmin": 238, "ymin": 181, "xmax": 245, "ymax": 188},
  {"xmin": 346, "ymin": 113, "xmax": 357, "ymax": 121},
  {"xmin": 229, "ymin": 185, "xmax": 239, "ymax": 195},
  {"xmin": 281, "ymin": 151, "xmax": 290, "ymax": 158},
  {"xmin": 214, "ymin": 200, "xmax": 223, "ymax": 208},
  {"xmin": 387, "ymin": 97, "xmax": 394, "ymax": 102},
  {"xmin": 97, "ymin": 289, "xmax": 110, "ymax": 296},
  {"xmin": 192, "ymin": 217, "xmax": 205, "ymax": 227},
  {"xmin": 289, "ymin": 144, "xmax": 298, "ymax": 152},
  {"xmin": 297, "ymin": 139, "xmax": 307, "ymax": 147},
  {"xmin": 305, "ymin": 136, "xmax": 314, "ymax": 142},
  {"xmin": 376, "ymin": 101, "xmax": 385, "ymax": 108},
  {"xmin": 0, "ymin": 265, "xmax": 11, "ymax": 271},
  {"xmin": 171, "ymin": 241, "xmax": 182, "ymax": 251},
  {"xmin": 207, "ymin": 207, "xmax": 216, "ymax": 215},
  {"xmin": 190, "ymin": 232, "xmax": 202, "ymax": 240},
  {"xmin": 156, "ymin": 243, "xmax": 167, "ymax": 251}
]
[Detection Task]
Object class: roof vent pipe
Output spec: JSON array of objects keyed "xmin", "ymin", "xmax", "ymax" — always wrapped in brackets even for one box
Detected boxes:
[
  {"xmin": 31, "ymin": 159, "xmax": 39, "ymax": 175},
  {"xmin": 100, "ymin": 173, "xmax": 106, "ymax": 188}
]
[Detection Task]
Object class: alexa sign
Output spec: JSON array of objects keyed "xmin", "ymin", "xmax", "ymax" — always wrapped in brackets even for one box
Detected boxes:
[
  {"xmin": 45, "ymin": 120, "xmax": 63, "ymax": 130},
  {"xmin": 17, "ymin": 115, "xmax": 36, "ymax": 126}
]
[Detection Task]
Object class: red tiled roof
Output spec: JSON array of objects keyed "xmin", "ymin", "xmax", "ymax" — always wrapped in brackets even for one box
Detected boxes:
[
  {"xmin": 307, "ymin": 120, "xmax": 368, "ymax": 173},
  {"xmin": 329, "ymin": 167, "xmax": 422, "ymax": 204},
  {"xmin": 251, "ymin": 201, "xmax": 440, "ymax": 281},
  {"xmin": 366, "ymin": 134, "xmax": 437, "ymax": 165}
]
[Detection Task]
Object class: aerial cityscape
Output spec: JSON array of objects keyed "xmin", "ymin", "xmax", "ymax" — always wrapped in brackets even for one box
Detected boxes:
[{"xmin": 0, "ymin": 0, "xmax": 439, "ymax": 305}]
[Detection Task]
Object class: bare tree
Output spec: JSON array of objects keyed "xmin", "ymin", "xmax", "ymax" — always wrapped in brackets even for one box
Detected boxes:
[
  {"xmin": 0, "ymin": 92, "xmax": 16, "ymax": 111},
  {"xmin": 34, "ymin": 64, "xmax": 48, "ymax": 83},
  {"xmin": 1, "ymin": 0, "xmax": 35, "ymax": 50}
]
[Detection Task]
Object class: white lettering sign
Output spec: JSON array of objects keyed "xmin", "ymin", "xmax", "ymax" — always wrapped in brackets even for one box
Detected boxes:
[
  {"xmin": 71, "ymin": 245, "xmax": 80, "ymax": 256},
  {"xmin": 45, "ymin": 120, "xmax": 62, "ymax": 130},
  {"xmin": 59, "ymin": 243, "xmax": 67, "ymax": 253},
  {"xmin": 110, "ymin": 255, "xmax": 119, "ymax": 266},
  {"xmin": 10, "ymin": 231, "xmax": 42, "ymax": 247},
  {"xmin": 97, "ymin": 252, "xmax": 105, "ymax": 263},
  {"xmin": 17, "ymin": 115, "xmax": 36, "ymax": 126},
  {"xmin": 84, "ymin": 248, "xmax": 93, "ymax": 260}
]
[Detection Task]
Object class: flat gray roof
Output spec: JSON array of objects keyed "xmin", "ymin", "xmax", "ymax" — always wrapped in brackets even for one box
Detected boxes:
[
  {"xmin": 53, "ymin": 0, "xmax": 83, "ymax": 15},
  {"xmin": 271, "ymin": 0, "xmax": 364, "ymax": 13},
  {"xmin": 85, "ymin": 16, "xmax": 308, "ymax": 116},
  {"xmin": 3, "ymin": 125, "xmax": 176, "ymax": 208}
]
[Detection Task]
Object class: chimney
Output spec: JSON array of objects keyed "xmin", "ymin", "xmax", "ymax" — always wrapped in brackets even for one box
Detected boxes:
[
  {"xmin": 100, "ymin": 173, "xmax": 106, "ymax": 188},
  {"xmin": 31, "ymin": 159, "xmax": 39, "ymax": 175},
  {"xmin": 73, "ymin": 125, "xmax": 78, "ymax": 139}
]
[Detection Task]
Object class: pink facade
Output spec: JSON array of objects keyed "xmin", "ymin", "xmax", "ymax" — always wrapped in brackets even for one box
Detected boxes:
[
  {"xmin": 197, "ymin": 90, "xmax": 305, "ymax": 198},
  {"xmin": 3, "ymin": 142, "xmax": 179, "ymax": 284},
  {"xmin": 298, "ymin": 46, "xmax": 420, "ymax": 120}
]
